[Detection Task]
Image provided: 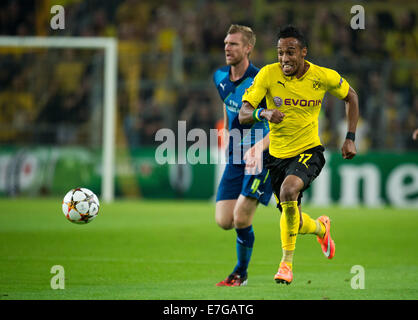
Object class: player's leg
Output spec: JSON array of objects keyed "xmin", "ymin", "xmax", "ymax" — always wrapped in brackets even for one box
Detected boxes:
[
  {"xmin": 215, "ymin": 164, "xmax": 245, "ymax": 286},
  {"xmin": 264, "ymin": 154, "xmax": 297, "ymax": 284},
  {"xmin": 298, "ymin": 208, "xmax": 334, "ymax": 258},
  {"xmin": 215, "ymin": 164, "xmax": 242, "ymax": 230},
  {"xmin": 233, "ymin": 194, "xmax": 257, "ymax": 229},
  {"xmin": 298, "ymin": 209, "xmax": 325, "ymax": 237},
  {"xmin": 298, "ymin": 208, "xmax": 335, "ymax": 258},
  {"xmin": 215, "ymin": 200, "xmax": 236, "ymax": 230},
  {"xmin": 226, "ymin": 168, "xmax": 272, "ymax": 286},
  {"xmin": 280, "ymin": 146, "xmax": 327, "ymax": 265},
  {"xmin": 275, "ymin": 146, "xmax": 329, "ymax": 284},
  {"xmin": 228, "ymin": 194, "xmax": 257, "ymax": 285},
  {"xmin": 278, "ymin": 174, "xmax": 304, "ymax": 270},
  {"xmin": 295, "ymin": 148, "xmax": 334, "ymax": 259},
  {"xmin": 273, "ymin": 175, "xmax": 304, "ymax": 284},
  {"xmin": 215, "ymin": 199, "xmax": 243, "ymax": 286}
]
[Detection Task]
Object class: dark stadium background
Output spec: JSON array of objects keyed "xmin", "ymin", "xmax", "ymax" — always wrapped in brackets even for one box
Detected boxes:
[{"xmin": 1, "ymin": 0, "xmax": 416, "ymax": 146}]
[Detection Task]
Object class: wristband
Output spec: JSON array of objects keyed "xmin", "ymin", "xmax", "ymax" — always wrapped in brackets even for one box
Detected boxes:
[
  {"xmin": 252, "ymin": 108, "xmax": 263, "ymax": 122},
  {"xmin": 346, "ymin": 132, "xmax": 355, "ymax": 141},
  {"xmin": 252, "ymin": 109, "xmax": 259, "ymax": 121}
]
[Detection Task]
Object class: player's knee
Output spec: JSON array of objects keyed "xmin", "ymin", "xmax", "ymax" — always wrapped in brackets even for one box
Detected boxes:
[
  {"xmin": 215, "ymin": 216, "xmax": 234, "ymax": 230},
  {"xmin": 233, "ymin": 208, "xmax": 253, "ymax": 229},
  {"xmin": 280, "ymin": 184, "xmax": 300, "ymax": 202},
  {"xmin": 233, "ymin": 215, "xmax": 250, "ymax": 229},
  {"xmin": 233, "ymin": 198, "xmax": 256, "ymax": 228}
]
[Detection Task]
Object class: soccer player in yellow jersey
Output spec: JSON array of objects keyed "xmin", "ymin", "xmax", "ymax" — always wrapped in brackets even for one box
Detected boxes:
[{"xmin": 239, "ymin": 25, "xmax": 359, "ymax": 285}]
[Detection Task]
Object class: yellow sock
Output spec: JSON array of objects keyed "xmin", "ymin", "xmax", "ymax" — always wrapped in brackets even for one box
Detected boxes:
[
  {"xmin": 280, "ymin": 201, "xmax": 299, "ymax": 252},
  {"xmin": 281, "ymin": 249, "xmax": 294, "ymax": 270},
  {"xmin": 299, "ymin": 212, "xmax": 325, "ymax": 238}
]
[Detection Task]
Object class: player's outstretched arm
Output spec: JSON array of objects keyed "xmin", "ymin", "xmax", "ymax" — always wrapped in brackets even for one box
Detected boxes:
[{"xmin": 341, "ymin": 86, "xmax": 359, "ymax": 159}]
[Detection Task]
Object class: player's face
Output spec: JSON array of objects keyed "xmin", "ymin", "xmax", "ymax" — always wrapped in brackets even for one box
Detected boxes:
[
  {"xmin": 277, "ymin": 38, "xmax": 307, "ymax": 76},
  {"xmin": 224, "ymin": 33, "xmax": 250, "ymax": 66}
]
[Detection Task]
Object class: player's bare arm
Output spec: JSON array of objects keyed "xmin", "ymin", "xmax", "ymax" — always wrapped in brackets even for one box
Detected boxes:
[
  {"xmin": 238, "ymin": 101, "xmax": 256, "ymax": 124},
  {"xmin": 244, "ymin": 133, "xmax": 270, "ymax": 175},
  {"xmin": 239, "ymin": 101, "xmax": 285, "ymax": 125},
  {"xmin": 341, "ymin": 86, "xmax": 359, "ymax": 159},
  {"xmin": 251, "ymin": 132, "xmax": 270, "ymax": 152},
  {"xmin": 244, "ymin": 132, "xmax": 270, "ymax": 160}
]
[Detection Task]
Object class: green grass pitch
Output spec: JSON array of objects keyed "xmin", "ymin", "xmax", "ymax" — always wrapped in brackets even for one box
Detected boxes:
[{"xmin": 0, "ymin": 198, "xmax": 417, "ymax": 300}]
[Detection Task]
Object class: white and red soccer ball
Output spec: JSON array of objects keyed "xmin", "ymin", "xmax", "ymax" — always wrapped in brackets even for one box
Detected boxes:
[{"xmin": 62, "ymin": 188, "xmax": 100, "ymax": 224}]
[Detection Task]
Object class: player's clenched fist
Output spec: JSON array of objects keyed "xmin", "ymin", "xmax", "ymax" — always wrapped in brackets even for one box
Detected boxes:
[
  {"xmin": 341, "ymin": 139, "xmax": 357, "ymax": 159},
  {"xmin": 261, "ymin": 109, "xmax": 285, "ymax": 123}
]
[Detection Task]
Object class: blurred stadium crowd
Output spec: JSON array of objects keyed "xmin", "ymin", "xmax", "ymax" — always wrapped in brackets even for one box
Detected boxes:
[{"xmin": 0, "ymin": 0, "xmax": 417, "ymax": 151}]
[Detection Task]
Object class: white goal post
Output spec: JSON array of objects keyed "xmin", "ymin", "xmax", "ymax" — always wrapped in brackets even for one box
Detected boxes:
[{"xmin": 0, "ymin": 36, "xmax": 118, "ymax": 202}]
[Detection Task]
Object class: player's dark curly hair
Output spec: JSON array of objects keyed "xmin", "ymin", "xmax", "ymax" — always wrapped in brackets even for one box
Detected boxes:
[{"xmin": 277, "ymin": 25, "xmax": 308, "ymax": 48}]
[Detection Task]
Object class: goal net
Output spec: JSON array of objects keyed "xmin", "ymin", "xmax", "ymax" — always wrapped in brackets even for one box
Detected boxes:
[{"xmin": 0, "ymin": 36, "xmax": 117, "ymax": 202}]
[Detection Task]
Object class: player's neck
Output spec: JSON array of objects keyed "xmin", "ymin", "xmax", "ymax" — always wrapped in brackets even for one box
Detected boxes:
[
  {"xmin": 229, "ymin": 59, "xmax": 249, "ymax": 82},
  {"xmin": 295, "ymin": 61, "xmax": 309, "ymax": 79}
]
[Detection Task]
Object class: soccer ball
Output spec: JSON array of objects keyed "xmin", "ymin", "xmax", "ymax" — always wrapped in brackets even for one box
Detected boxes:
[{"xmin": 62, "ymin": 188, "xmax": 100, "ymax": 224}]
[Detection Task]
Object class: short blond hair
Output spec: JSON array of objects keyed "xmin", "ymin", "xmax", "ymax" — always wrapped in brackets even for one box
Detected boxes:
[{"xmin": 227, "ymin": 24, "xmax": 256, "ymax": 48}]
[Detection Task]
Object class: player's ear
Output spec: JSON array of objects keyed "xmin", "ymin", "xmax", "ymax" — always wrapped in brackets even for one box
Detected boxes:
[
  {"xmin": 246, "ymin": 44, "xmax": 253, "ymax": 57},
  {"xmin": 301, "ymin": 47, "xmax": 307, "ymax": 58}
]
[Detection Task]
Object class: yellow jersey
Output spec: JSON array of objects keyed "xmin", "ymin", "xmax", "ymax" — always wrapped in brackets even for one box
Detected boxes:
[{"xmin": 242, "ymin": 60, "xmax": 350, "ymax": 158}]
